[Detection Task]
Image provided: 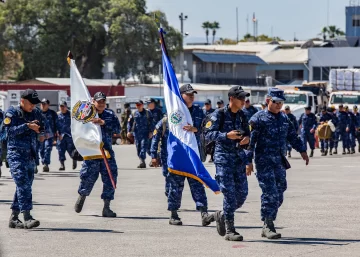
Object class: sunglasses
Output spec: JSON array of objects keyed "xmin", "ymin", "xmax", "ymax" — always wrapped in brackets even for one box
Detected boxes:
[{"xmin": 271, "ymin": 99, "xmax": 284, "ymax": 105}]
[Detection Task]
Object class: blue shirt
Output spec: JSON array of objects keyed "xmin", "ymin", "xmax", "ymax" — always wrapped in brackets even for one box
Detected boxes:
[
  {"xmin": 242, "ymin": 106, "xmax": 258, "ymax": 122},
  {"xmin": 127, "ymin": 109, "xmax": 155, "ymax": 138},
  {"xmin": 98, "ymin": 108, "xmax": 121, "ymax": 154}
]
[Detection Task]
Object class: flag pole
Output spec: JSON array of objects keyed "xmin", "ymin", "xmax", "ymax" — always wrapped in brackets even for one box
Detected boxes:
[{"xmin": 67, "ymin": 50, "xmax": 116, "ymax": 190}]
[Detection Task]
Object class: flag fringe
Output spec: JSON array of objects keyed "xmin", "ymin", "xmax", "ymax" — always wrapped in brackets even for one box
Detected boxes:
[{"xmin": 168, "ymin": 168, "xmax": 221, "ymax": 195}]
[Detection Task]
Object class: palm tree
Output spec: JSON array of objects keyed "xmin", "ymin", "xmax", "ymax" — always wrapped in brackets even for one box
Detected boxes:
[
  {"xmin": 320, "ymin": 27, "xmax": 329, "ymax": 41},
  {"xmin": 211, "ymin": 21, "xmax": 220, "ymax": 44},
  {"xmin": 328, "ymin": 25, "xmax": 345, "ymax": 38},
  {"xmin": 202, "ymin": 21, "xmax": 211, "ymax": 44}
]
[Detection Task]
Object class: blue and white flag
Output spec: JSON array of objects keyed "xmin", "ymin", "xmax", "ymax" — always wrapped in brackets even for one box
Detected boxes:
[{"xmin": 161, "ymin": 43, "xmax": 220, "ymax": 194}]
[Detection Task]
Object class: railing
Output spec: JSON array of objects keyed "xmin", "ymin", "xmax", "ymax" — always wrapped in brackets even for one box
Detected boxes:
[{"xmin": 196, "ymin": 75, "xmax": 266, "ymax": 86}]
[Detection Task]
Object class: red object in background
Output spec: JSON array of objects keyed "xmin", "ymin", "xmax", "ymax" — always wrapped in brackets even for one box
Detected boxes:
[{"xmin": 0, "ymin": 84, "xmax": 125, "ymax": 97}]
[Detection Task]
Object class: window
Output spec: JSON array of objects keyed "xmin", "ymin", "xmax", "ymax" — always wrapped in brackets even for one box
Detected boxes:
[
  {"xmin": 284, "ymin": 93, "xmax": 307, "ymax": 104},
  {"xmin": 292, "ymin": 70, "xmax": 304, "ymax": 79},
  {"xmin": 330, "ymin": 95, "xmax": 360, "ymax": 104},
  {"xmin": 313, "ymin": 67, "xmax": 321, "ymax": 80},
  {"xmin": 353, "ymin": 15, "xmax": 360, "ymax": 27},
  {"xmin": 322, "ymin": 67, "xmax": 331, "ymax": 80}
]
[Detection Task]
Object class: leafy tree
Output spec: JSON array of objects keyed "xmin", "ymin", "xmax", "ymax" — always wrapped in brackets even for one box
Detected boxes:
[
  {"xmin": 210, "ymin": 21, "xmax": 220, "ymax": 44},
  {"xmin": 319, "ymin": 26, "xmax": 345, "ymax": 40}
]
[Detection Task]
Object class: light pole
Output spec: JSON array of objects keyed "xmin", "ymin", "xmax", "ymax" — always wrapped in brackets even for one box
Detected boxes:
[{"xmin": 179, "ymin": 13, "xmax": 187, "ymax": 84}]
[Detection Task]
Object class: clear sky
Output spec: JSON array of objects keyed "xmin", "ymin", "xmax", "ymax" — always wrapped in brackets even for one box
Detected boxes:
[{"xmin": 146, "ymin": 0, "xmax": 347, "ymax": 43}]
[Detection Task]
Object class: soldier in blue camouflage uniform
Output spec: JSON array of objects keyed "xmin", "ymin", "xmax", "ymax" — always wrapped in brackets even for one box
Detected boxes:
[
  {"xmin": 353, "ymin": 106, "xmax": 360, "ymax": 152},
  {"xmin": 75, "ymin": 92, "xmax": 121, "ymax": 217},
  {"xmin": 336, "ymin": 104, "xmax": 351, "ymax": 155},
  {"xmin": 330, "ymin": 107, "xmax": 340, "ymax": 154},
  {"xmin": 345, "ymin": 106, "xmax": 356, "ymax": 154},
  {"xmin": 1, "ymin": 89, "xmax": 45, "ymax": 229},
  {"xmin": 217, "ymin": 99, "xmax": 224, "ymax": 109},
  {"xmin": 298, "ymin": 106, "xmax": 317, "ymax": 157},
  {"xmin": 205, "ymin": 86, "xmax": 252, "ymax": 241},
  {"xmin": 146, "ymin": 98, "xmax": 164, "ymax": 167},
  {"xmin": 242, "ymin": 98, "xmax": 258, "ymax": 121},
  {"xmin": 319, "ymin": 106, "xmax": 334, "ymax": 156},
  {"xmin": 284, "ymin": 106, "xmax": 298, "ymax": 158},
  {"xmin": 0, "ymin": 108, "xmax": 3, "ymax": 177},
  {"xmin": 127, "ymin": 100, "xmax": 154, "ymax": 168},
  {"xmin": 167, "ymin": 84, "xmax": 213, "ymax": 227},
  {"xmin": 248, "ymin": 88, "xmax": 309, "ymax": 239},
  {"xmin": 203, "ymin": 99, "xmax": 216, "ymax": 162},
  {"xmin": 150, "ymin": 116, "xmax": 170, "ymax": 196},
  {"xmin": 203, "ymin": 99, "xmax": 215, "ymax": 116},
  {"xmin": 57, "ymin": 101, "xmax": 77, "ymax": 170},
  {"xmin": 39, "ymin": 98, "xmax": 58, "ymax": 172}
]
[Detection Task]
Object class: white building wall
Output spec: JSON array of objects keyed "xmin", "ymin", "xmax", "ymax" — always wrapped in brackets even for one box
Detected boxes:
[{"xmin": 308, "ymin": 48, "xmax": 360, "ymax": 80}]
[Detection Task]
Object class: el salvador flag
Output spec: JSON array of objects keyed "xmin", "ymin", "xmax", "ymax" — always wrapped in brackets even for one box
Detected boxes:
[{"xmin": 161, "ymin": 40, "xmax": 220, "ymax": 194}]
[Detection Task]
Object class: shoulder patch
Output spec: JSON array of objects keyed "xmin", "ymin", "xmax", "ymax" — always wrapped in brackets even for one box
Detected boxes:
[
  {"xmin": 205, "ymin": 121, "xmax": 212, "ymax": 129},
  {"xmin": 153, "ymin": 129, "xmax": 157, "ymax": 135},
  {"xmin": 4, "ymin": 117, "xmax": 11, "ymax": 125},
  {"xmin": 5, "ymin": 113, "xmax": 13, "ymax": 118},
  {"xmin": 210, "ymin": 116, "xmax": 217, "ymax": 121}
]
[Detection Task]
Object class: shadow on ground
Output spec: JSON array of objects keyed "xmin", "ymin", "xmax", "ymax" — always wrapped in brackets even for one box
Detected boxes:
[
  {"xmin": 246, "ymin": 237, "xmax": 360, "ymax": 246},
  {"xmin": 30, "ymin": 228, "xmax": 123, "ymax": 234},
  {"xmin": 81, "ymin": 214, "xmax": 169, "ymax": 220},
  {"xmin": 0, "ymin": 200, "xmax": 63, "ymax": 207}
]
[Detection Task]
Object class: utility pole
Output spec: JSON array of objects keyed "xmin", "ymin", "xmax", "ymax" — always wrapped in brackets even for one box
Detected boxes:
[
  {"xmin": 179, "ymin": 13, "xmax": 188, "ymax": 84},
  {"xmin": 236, "ymin": 7, "xmax": 239, "ymax": 42}
]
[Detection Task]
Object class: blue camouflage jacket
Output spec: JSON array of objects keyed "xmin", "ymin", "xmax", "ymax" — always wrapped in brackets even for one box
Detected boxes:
[
  {"xmin": 189, "ymin": 104, "xmax": 205, "ymax": 144},
  {"xmin": 204, "ymin": 105, "xmax": 249, "ymax": 165},
  {"xmin": 127, "ymin": 109, "xmax": 155, "ymax": 138},
  {"xmin": 354, "ymin": 112, "xmax": 360, "ymax": 129},
  {"xmin": 98, "ymin": 108, "xmax": 121, "ymax": 154},
  {"xmin": 249, "ymin": 109, "xmax": 306, "ymax": 163},
  {"xmin": 337, "ymin": 111, "xmax": 350, "ymax": 131},
  {"xmin": 57, "ymin": 110, "xmax": 72, "ymax": 137},
  {"xmin": 348, "ymin": 112, "xmax": 356, "ymax": 130},
  {"xmin": 203, "ymin": 108, "xmax": 215, "ymax": 116},
  {"xmin": 42, "ymin": 109, "xmax": 58, "ymax": 137},
  {"xmin": 242, "ymin": 106, "xmax": 258, "ymax": 121},
  {"xmin": 299, "ymin": 113, "xmax": 318, "ymax": 133},
  {"xmin": 148, "ymin": 107, "xmax": 163, "ymax": 127},
  {"xmin": 286, "ymin": 113, "xmax": 299, "ymax": 132},
  {"xmin": 1, "ymin": 106, "xmax": 46, "ymax": 160},
  {"xmin": 150, "ymin": 117, "xmax": 169, "ymax": 160}
]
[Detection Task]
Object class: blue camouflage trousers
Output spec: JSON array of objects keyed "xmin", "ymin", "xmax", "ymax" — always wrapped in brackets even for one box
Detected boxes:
[
  {"xmin": 8, "ymin": 156, "xmax": 36, "ymax": 211},
  {"xmin": 320, "ymin": 139, "xmax": 330, "ymax": 151},
  {"xmin": 78, "ymin": 157, "xmax": 118, "ymax": 200},
  {"xmin": 40, "ymin": 137, "xmax": 54, "ymax": 165},
  {"xmin": 135, "ymin": 137, "xmax": 149, "ymax": 160},
  {"xmin": 255, "ymin": 156, "xmax": 287, "ymax": 221},
  {"xmin": 167, "ymin": 173, "xmax": 208, "ymax": 211},
  {"xmin": 161, "ymin": 157, "xmax": 170, "ymax": 196},
  {"xmin": 301, "ymin": 132, "xmax": 315, "ymax": 151},
  {"xmin": 349, "ymin": 130, "xmax": 356, "ymax": 149},
  {"xmin": 57, "ymin": 135, "xmax": 76, "ymax": 161},
  {"xmin": 215, "ymin": 164, "xmax": 248, "ymax": 221},
  {"xmin": 335, "ymin": 131, "xmax": 349, "ymax": 150}
]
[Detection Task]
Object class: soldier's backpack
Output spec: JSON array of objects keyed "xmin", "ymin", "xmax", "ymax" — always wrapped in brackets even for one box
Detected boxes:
[{"xmin": 200, "ymin": 108, "xmax": 225, "ymax": 162}]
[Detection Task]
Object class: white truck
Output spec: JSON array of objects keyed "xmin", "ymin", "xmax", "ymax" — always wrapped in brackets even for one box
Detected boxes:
[
  {"xmin": 0, "ymin": 90, "xmax": 69, "ymax": 112},
  {"xmin": 276, "ymin": 82, "xmax": 328, "ymax": 119},
  {"xmin": 328, "ymin": 69, "xmax": 360, "ymax": 110}
]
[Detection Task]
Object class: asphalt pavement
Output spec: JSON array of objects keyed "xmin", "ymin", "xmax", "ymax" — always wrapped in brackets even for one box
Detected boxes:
[{"xmin": 0, "ymin": 145, "xmax": 360, "ymax": 257}]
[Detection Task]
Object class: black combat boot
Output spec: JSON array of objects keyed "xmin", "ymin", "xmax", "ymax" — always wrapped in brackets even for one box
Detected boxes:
[
  {"xmin": 261, "ymin": 218, "xmax": 281, "ymax": 239},
  {"xmin": 351, "ymin": 148, "xmax": 355, "ymax": 154},
  {"xmin": 102, "ymin": 200, "xmax": 116, "ymax": 217},
  {"xmin": 200, "ymin": 207, "xmax": 214, "ymax": 226},
  {"xmin": 74, "ymin": 195, "xmax": 86, "ymax": 213},
  {"xmin": 329, "ymin": 148, "xmax": 333, "ymax": 155},
  {"xmin": 137, "ymin": 159, "xmax": 146, "ymax": 169},
  {"xmin": 59, "ymin": 161, "xmax": 65, "ymax": 171},
  {"xmin": 43, "ymin": 164, "xmax": 49, "ymax": 172},
  {"xmin": 288, "ymin": 151, "xmax": 291, "ymax": 158},
  {"xmin": 224, "ymin": 220, "xmax": 243, "ymax": 241},
  {"xmin": 214, "ymin": 210, "xmax": 226, "ymax": 236},
  {"xmin": 34, "ymin": 166, "xmax": 38, "ymax": 174},
  {"xmin": 23, "ymin": 211, "xmax": 40, "ymax": 229},
  {"xmin": 169, "ymin": 210, "xmax": 182, "ymax": 225},
  {"xmin": 72, "ymin": 159, "xmax": 77, "ymax": 170},
  {"xmin": 347, "ymin": 148, "xmax": 351, "ymax": 154},
  {"xmin": 333, "ymin": 149, "xmax": 338, "ymax": 155},
  {"xmin": 324, "ymin": 149, "xmax": 328, "ymax": 156},
  {"xmin": 9, "ymin": 210, "xmax": 24, "ymax": 229},
  {"xmin": 310, "ymin": 150, "xmax": 314, "ymax": 157}
]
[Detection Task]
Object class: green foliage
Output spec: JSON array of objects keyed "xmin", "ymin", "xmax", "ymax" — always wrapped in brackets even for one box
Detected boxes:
[
  {"xmin": 0, "ymin": 0, "xmax": 181, "ymax": 80},
  {"xmin": 319, "ymin": 26, "xmax": 345, "ymax": 40}
]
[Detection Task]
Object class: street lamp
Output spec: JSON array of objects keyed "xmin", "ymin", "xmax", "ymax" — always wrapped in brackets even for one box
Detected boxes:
[{"xmin": 179, "ymin": 13, "xmax": 188, "ymax": 84}]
